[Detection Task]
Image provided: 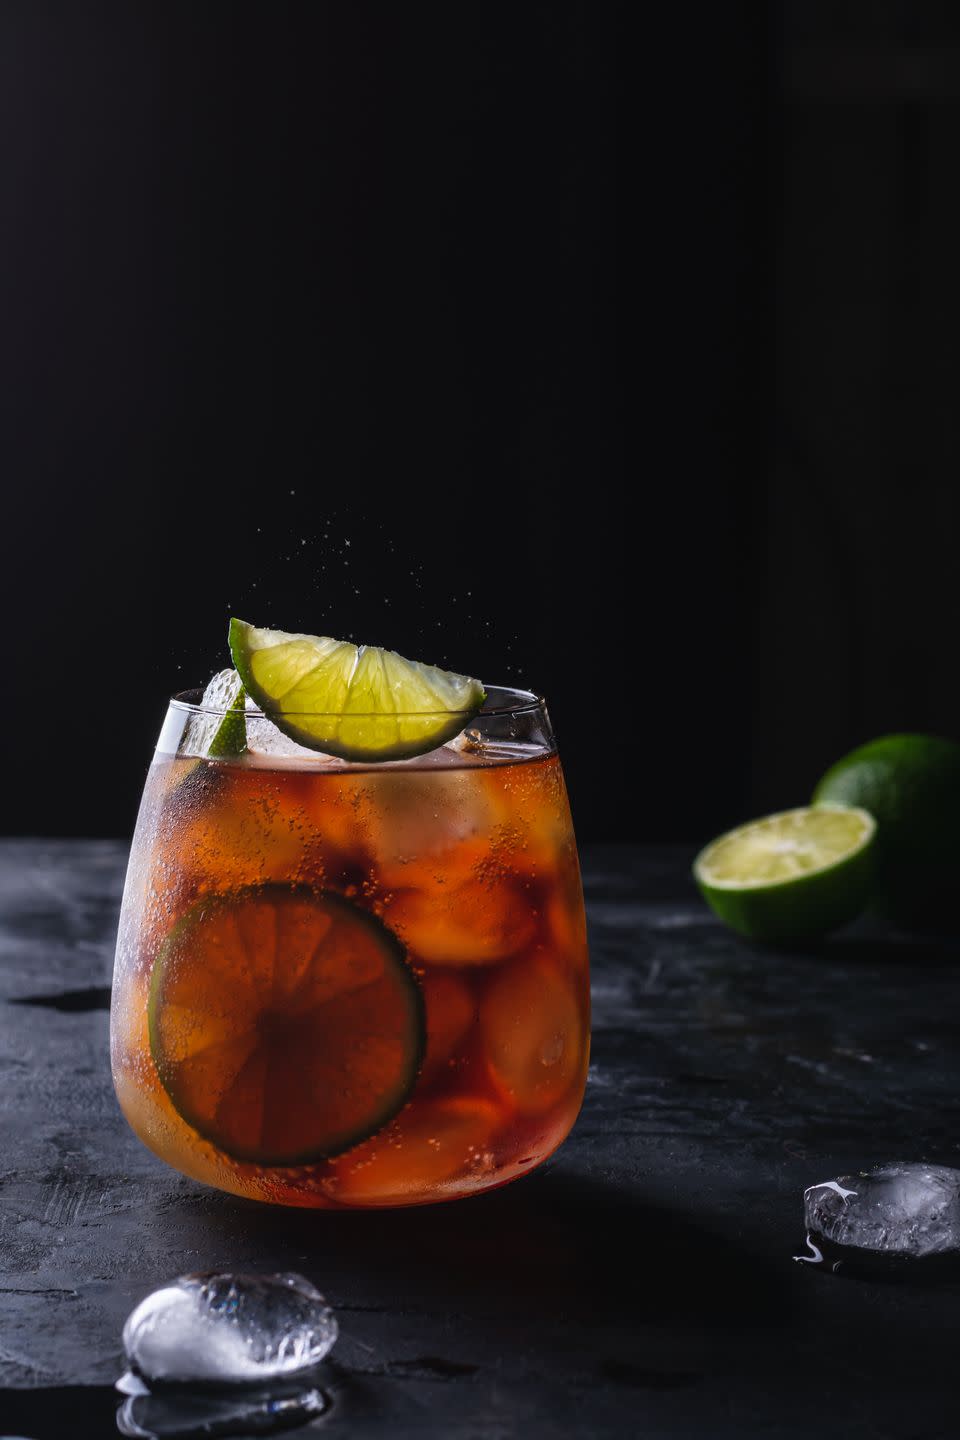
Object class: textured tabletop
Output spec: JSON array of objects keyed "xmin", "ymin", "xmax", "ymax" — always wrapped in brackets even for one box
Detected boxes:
[{"xmin": 1, "ymin": 840, "xmax": 959, "ymax": 1438}]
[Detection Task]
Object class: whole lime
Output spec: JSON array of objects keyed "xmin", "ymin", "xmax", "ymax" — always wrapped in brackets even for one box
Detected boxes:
[{"xmin": 813, "ymin": 734, "xmax": 960, "ymax": 930}]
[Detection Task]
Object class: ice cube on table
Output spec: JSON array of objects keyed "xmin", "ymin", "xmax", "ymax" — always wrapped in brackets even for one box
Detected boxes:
[
  {"xmin": 804, "ymin": 1162, "xmax": 960, "ymax": 1258},
  {"xmin": 123, "ymin": 1272, "xmax": 337, "ymax": 1384}
]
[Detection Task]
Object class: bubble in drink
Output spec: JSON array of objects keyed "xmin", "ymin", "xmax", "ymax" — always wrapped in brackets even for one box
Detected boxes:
[{"xmin": 111, "ymin": 679, "xmax": 590, "ymax": 1208}]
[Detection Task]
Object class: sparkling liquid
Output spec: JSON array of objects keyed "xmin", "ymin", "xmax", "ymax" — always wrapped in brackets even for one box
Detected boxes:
[{"xmin": 112, "ymin": 744, "xmax": 590, "ymax": 1207}]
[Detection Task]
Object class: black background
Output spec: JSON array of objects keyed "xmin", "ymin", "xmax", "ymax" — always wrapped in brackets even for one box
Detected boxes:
[{"xmin": 4, "ymin": 2, "xmax": 958, "ymax": 843}]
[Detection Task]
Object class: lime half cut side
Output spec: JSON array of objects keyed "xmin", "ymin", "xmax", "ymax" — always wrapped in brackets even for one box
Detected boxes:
[
  {"xmin": 229, "ymin": 617, "xmax": 486, "ymax": 762},
  {"xmin": 693, "ymin": 806, "xmax": 876, "ymax": 943}
]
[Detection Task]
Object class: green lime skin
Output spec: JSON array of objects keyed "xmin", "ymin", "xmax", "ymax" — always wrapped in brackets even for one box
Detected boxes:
[
  {"xmin": 228, "ymin": 616, "xmax": 485, "ymax": 763},
  {"xmin": 694, "ymin": 826, "xmax": 875, "ymax": 944},
  {"xmin": 813, "ymin": 734, "xmax": 960, "ymax": 930},
  {"xmin": 207, "ymin": 683, "xmax": 247, "ymax": 758}
]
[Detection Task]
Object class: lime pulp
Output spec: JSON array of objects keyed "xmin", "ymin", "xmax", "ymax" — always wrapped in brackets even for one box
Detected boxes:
[
  {"xmin": 229, "ymin": 617, "xmax": 485, "ymax": 762},
  {"xmin": 693, "ymin": 805, "xmax": 876, "ymax": 942}
]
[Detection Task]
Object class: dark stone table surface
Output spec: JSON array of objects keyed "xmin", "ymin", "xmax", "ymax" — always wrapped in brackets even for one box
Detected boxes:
[{"xmin": 2, "ymin": 839, "xmax": 960, "ymax": 1438}]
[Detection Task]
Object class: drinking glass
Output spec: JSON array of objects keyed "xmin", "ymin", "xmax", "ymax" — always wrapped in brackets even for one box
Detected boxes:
[{"xmin": 111, "ymin": 687, "xmax": 590, "ymax": 1208}]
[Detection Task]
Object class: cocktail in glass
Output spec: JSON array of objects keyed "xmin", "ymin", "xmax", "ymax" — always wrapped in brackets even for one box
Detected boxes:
[{"xmin": 111, "ymin": 687, "xmax": 589, "ymax": 1208}]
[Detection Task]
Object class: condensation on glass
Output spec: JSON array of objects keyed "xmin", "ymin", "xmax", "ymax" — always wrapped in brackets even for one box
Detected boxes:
[{"xmin": 111, "ymin": 687, "xmax": 590, "ymax": 1208}]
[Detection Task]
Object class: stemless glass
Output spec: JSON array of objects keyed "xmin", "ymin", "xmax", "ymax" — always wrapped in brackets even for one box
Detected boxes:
[{"xmin": 111, "ymin": 687, "xmax": 590, "ymax": 1208}]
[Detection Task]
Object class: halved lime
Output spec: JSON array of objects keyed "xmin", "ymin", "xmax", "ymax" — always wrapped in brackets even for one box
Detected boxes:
[
  {"xmin": 229, "ymin": 617, "xmax": 485, "ymax": 761},
  {"xmin": 693, "ymin": 806, "xmax": 876, "ymax": 943},
  {"xmin": 149, "ymin": 885, "xmax": 425, "ymax": 1165}
]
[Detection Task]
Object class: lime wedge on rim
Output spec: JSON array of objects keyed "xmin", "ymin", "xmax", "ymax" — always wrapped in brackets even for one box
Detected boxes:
[
  {"xmin": 205, "ymin": 669, "xmax": 247, "ymax": 758},
  {"xmin": 229, "ymin": 617, "xmax": 486, "ymax": 762},
  {"xmin": 693, "ymin": 805, "xmax": 876, "ymax": 943},
  {"xmin": 182, "ymin": 669, "xmax": 247, "ymax": 758}
]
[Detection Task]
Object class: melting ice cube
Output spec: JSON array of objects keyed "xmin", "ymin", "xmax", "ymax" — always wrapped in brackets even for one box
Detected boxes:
[
  {"xmin": 803, "ymin": 1162, "xmax": 960, "ymax": 1259},
  {"xmin": 123, "ymin": 1272, "xmax": 337, "ymax": 1385}
]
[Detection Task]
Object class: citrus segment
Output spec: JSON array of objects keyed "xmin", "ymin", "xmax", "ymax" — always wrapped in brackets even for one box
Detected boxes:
[
  {"xmin": 229, "ymin": 617, "xmax": 485, "ymax": 761},
  {"xmin": 149, "ymin": 886, "xmax": 425, "ymax": 1164}
]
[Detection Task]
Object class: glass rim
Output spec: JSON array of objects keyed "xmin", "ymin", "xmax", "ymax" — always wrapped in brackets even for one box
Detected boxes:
[{"xmin": 169, "ymin": 681, "xmax": 545, "ymax": 721}]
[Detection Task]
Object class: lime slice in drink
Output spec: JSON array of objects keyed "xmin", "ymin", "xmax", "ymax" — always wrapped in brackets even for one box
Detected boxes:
[
  {"xmin": 229, "ymin": 617, "xmax": 485, "ymax": 761},
  {"xmin": 693, "ymin": 806, "xmax": 876, "ymax": 943},
  {"xmin": 149, "ymin": 885, "xmax": 425, "ymax": 1165}
]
